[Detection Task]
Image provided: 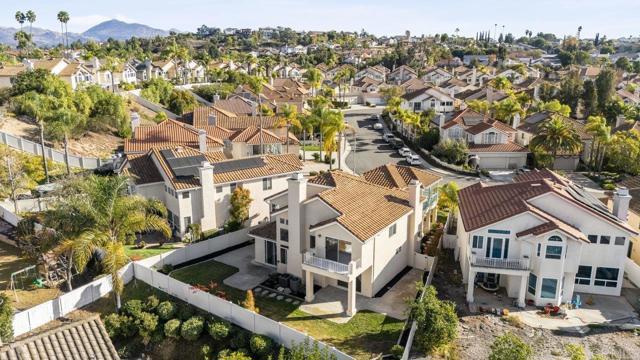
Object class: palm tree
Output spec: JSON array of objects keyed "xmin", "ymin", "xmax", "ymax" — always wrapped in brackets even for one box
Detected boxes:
[
  {"xmin": 25, "ymin": 10, "xmax": 36, "ymax": 36},
  {"xmin": 319, "ymin": 110, "xmax": 347, "ymax": 170},
  {"xmin": 577, "ymin": 26, "xmax": 583, "ymax": 40},
  {"xmin": 530, "ymin": 116, "xmax": 582, "ymax": 169},
  {"xmin": 246, "ymin": 76, "xmax": 266, "ymax": 154},
  {"xmin": 57, "ymin": 11, "xmax": 70, "ymax": 51},
  {"xmin": 60, "ymin": 175, "xmax": 170, "ymax": 307},
  {"xmin": 585, "ymin": 115, "xmax": 611, "ymax": 171},
  {"xmin": 15, "ymin": 11, "xmax": 26, "ymax": 32},
  {"xmin": 299, "ymin": 114, "xmax": 315, "ymax": 162},
  {"xmin": 100, "ymin": 56, "xmax": 120, "ymax": 93},
  {"xmin": 275, "ymin": 104, "xmax": 301, "ymax": 154},
  {"xmin": 307, "ymin": 96, "xmax": 332, "ymax": 160},
  {"xmin": 438, "ymin": 181, "xmax": 459, "ymax": 213},
  {"xmin": 303, "ymin": 68, "xmax": 323, "ymax": 97}
]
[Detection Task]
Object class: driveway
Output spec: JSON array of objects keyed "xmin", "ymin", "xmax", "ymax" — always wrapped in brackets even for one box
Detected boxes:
[{"xmin": 214, "ymin": 245, "xmax": 274, "ymax": 290}]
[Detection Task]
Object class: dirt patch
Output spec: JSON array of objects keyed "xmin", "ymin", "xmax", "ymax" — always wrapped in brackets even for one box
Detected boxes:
[{"xmin": 0, "ymin": 110, "xmax": 122, "ymax": 158}]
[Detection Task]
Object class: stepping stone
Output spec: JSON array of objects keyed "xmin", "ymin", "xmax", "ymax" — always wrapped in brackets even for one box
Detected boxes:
[
  {"xmin": 277, "ymin": 287, "xmax": 285, "ymax": 292},
  {"xmin": 277, "ymin": 295, "xmax": 284, "ymax": 300},
  {"xmin": 261, "ymin": 290, "xmax": 270, "ymax": 296},
  {"xmin": 292, "ymin": 300, "xmax": 300, "ymax": 305},
  {"xmin": 268, "ymin": 292, "xmax": 277, "ymax": 298},
  {"xmin": 283, "ymin": 289, "xmax": 292, "ymax": 295},
  {"xmin": 254, "ymin": 287, "xmax": 262, "ymax": 292},
  {"xmin": 285, "ymin": 298, "xmax": 292, "ymax": 303}
]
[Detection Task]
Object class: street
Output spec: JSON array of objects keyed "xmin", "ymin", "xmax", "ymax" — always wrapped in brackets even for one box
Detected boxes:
[{"xmin": 343, "ymin": 109, "xmax": 481, "ymax": 188}]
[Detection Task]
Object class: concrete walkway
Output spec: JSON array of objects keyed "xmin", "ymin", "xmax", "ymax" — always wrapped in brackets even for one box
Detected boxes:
[
  {"xmin": 214, "ymin": 245, "xmax": 274, "ymax": 291},
  {"xmin": 299, "ymin": 268, "xmax": 422, "ymax": 323}
]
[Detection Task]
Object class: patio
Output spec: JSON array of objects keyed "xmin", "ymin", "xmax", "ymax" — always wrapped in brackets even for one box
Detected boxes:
[
  {"xmin": 214, "ymin": 244, "xmax": 274, "ymax": 290},
  {"xmin": 300, "ymin": 268, "xmax": 423, "ymax": 323}
]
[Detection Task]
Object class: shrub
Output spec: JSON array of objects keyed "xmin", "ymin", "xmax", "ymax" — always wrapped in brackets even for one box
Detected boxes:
[
  {"xmin": 181, "ymin": 316, "xmax": 205, "ymax": 341},
  {"xmin": 157, "ymin": 301, "xmax": 177, "ymax": 320},
  {"xmin": 145, "ymin": 295, "xmax": 160, "ymax": 312},
  {"xmin": 419, "ymin": 128, "xmax": 440, "ymax": 151},
  {"xmin": 229, "ymin": 329, "xmax": 249, "ymax": 349},
  {"xmin": 249, "ymin": 334, "xmax": 272, "ymax": 356},
  {"xmin": 489, "ymin": 332, "xmax": 533, "ymax": 360},
  {"xmin": 217, "ymin": 349, "xmax": 251, "ymax": 360},
  {"xmin": 135, "ymin": 312, "xmax": 159, "ymax": 342},
  {"xmin": 0, "ymin": 293, "xmax": 13, "ymax": 343},
  {"xmin": 177, "ymin": 304, "xmax": 195, "ymax": 321},
  {"xmin": 201, "ymin": 344, "xmax": 213, "ymax": 360},
  {"xmin": 288, "ymin": 338, "xmax": 337, "ymax": 360},
  {"xmin": 432, "ymin": 139, "xmax": 468, "ymax": 165},
  {"xmin": 323, "ymin": 155, "xmax": 335, "ymax": 164},
  {"xmin": 104, "ymin": 313, "xmax": 124, "ymax": 337},
  {"xmin": 391, "ymin": 344, "xmax": 404, "ymax": 359},
  {"xmin": 408, "ymin": 284, "xmax": 458, "ymax": 354},
  {"xmin": 208, "ymin": 320, "xmax": 231, "ymax": 341},
  {"xmin": 565, "ymin": 343, "xmax": 586, "ymax": 360},
  {"xmin": 164, "ymin": 318, "xmax": 181, "ymax": 338},
  {"xmin": 122, "ymin": 299, "xmax": 144, "ymax": 317},
  {"xmin": 135, "ymin": 240, "xmax": 146, "ymax": 249},
  {"xmin": 312, "ymin": 152, "xmax": 320, "ymax": 161}
]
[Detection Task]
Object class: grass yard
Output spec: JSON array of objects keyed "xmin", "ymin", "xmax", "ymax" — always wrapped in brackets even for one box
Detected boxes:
[
  {"xmin": 124, "ymin": 244, "xmax": 177, "ymax": 261},
  {"xmin": 170, "ymin": 259, "xmax": 404, "ymax": 359},
  {"xmin": 301, "ymin": 144, "xmax": 321, "ymax": 151}
]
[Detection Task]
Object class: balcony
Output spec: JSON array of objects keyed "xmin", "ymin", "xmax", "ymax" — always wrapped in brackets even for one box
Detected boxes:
[
  {"xmin": 303, "ymin": 252, "xmax": 362, "ymax": 276},
  {"xmin": 469, "ymin": 251, "xmax": 530, "ymax": 271}
]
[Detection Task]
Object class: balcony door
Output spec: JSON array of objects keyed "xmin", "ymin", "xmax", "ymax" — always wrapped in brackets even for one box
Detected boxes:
[
  {"xmin": 485, "ymin": 237, "xmax": 509, "ymax": 259},
  {"xmin": 326, "ymin": 237, "xmax": 352, "ymax": 264}
]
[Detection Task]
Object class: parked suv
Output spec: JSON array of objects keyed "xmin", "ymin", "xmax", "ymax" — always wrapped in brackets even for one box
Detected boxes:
[
  {"xmin": 398, "ymin": 147, "xmax": 412, "ymax": 157},
  {"xmin": 383, "ymin": 132, "xmax": 395, "ymax": 142},
  {"xmin": 406, "ymin": 153, "xmax": 422, "ymax": 166},
  {"xmin": 390, "ymin": 139, "xmax": 404, "ymax": 149}
]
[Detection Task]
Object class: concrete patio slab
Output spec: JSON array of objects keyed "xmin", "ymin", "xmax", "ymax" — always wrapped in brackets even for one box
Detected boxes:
[
  {"xmin": 299, "ymin": 268, "xmax": 423, "ymax": 323},
  {"xmin": 214, "ymin": 245, "xmax": 274, "ymax": 290}
]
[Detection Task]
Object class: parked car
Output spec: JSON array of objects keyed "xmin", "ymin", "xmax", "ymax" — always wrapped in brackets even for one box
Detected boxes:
[
  {"xmin": 398, "ymin": 147, "xmax": 412, "ymax": 157},
  {"xmin": 390, "ymin": 139, "xmax": 404, "ymax": 149},
  {"xmin": 406, "ymin": 153, "xmax": 422, "ymax": 166},
  {"xmin": 369, "ymin": 115, "xmax": 378, "ymax": 121},
  {"xmin": 383, "ymin": 132, "xmax": 394, "ymax": 142},
  {"xmin": 373, "ymin": 122, "xmax": 384, "ymax": 130}
]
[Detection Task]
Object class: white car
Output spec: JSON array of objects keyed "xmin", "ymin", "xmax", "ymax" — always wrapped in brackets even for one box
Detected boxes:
[
  {"xmin": 373, "ymin": 122, "xmax": 384, "ymax": 130},
  {"xmin": 406, "ymin": 154, "xmax": 422, "ymax": 166},
  {"xmin": 398, "ymin": 147, "xmax": 412, "ymax": 157},
  {"xmin": 383, "ymin": 133, "xmax": 394, "ymax": 142}
]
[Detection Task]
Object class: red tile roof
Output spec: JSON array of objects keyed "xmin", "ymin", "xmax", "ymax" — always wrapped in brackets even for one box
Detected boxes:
[{"xmin": 468, "ymin": 142, "xmax": 527, "ymax": 153}]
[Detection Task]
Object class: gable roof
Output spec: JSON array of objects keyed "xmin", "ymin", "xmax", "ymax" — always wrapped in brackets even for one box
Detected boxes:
[
  {"xmin": 401, "ymin": 86, "xmax": 454, "ymax": 102},
  {"xmin": 442, "ymin": 108, "xmax": 515, "ymax": 134},
  {"xmin": 362, "ymin": 164, "xmax": 441, "ymax": 189},
  {"xmin": 0, "ymin": 316, "xmax": 119, "ymax": 360},
  {"xmin": 124, "ymin": 118, "xmax": 226, "ymax": 154},
  {"xmin": 519, "ymin": 111, "xmax": 592, "ymax": 140}
]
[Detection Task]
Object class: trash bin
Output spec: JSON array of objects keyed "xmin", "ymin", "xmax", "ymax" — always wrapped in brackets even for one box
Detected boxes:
[{"xmin": 289, "ymin": 277, "xmax": 301, "ymax": 294}]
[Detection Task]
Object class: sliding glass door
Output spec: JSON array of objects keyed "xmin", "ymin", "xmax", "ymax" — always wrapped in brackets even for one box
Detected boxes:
[
  {"xmin": 326, "ymin": 237, "xmax": 352, "ymax": 264},
  {"xmin": 265, "ymin": 240, "xmax": 277, "ymax": 266}
]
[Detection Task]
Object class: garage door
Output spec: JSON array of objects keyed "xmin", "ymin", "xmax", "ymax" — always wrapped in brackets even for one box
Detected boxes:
[{"xmin": 477, "ymin": 155, "xmax": 507, "ymax": 169}]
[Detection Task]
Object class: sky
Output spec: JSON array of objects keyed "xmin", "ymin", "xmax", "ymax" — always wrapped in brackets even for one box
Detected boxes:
[{"xmin": 3, "ymin": 0, "xmax": 640, "ymax": 39}]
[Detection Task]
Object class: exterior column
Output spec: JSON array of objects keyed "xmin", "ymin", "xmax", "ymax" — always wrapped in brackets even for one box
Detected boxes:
[
  {"xmin": 305, "ymin": 270, "xmax": 314, "ymax": 302},
  {"xmin": 466, "ymin": 270, "xmax": 476, "ymax": 303},
  {"xmin": 347, "ymin": 278, "xmax": 357, "ymax": 316},
  {"xmin": 517, "ymin": 274, "xmax": 528, "ymax": 308}
]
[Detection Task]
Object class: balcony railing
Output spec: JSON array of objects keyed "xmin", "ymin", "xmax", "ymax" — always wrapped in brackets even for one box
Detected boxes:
[
  {"xmin": 469, "ymin": 251, "xmax": 530, "ymax": 271},
  {"xmin": 303, "ymin": 252, "xmax": 361, "ymax": 275}
]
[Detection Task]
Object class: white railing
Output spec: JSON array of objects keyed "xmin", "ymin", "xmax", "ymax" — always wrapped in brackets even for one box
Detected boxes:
[
  {"xmin": 469, "ymin": 251, "xmax": 530, "ymax": 270},
  {"xmin": 303, "ymin": 252, "xmax": 349, "ymax": 274}
]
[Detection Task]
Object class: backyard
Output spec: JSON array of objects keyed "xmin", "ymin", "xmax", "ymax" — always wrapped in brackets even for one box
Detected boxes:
[
  {"xmin": 169, "ymin": 258, "xmax": 404, "ymax": 359},
  {"xmin": 124, "ymin": 243, "xmax": 178, "ymax": 261}
]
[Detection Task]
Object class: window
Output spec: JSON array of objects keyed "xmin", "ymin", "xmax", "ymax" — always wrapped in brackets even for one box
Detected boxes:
[
  {"xmin": 395, "ymin": 246, "xmax": 402, "ymax": 255},
  {"xmin": 413, "ymin": 102, "xmax": 422, "ymax": 111},
  {"xmin": 587, "ymin": 235, "xmax": 598, "ymax": 243},
  {"xmin": 230, "ymin": 183, "xmax": 237, "ymax": 192},
  {"xmin": 279, "ymin": 218, "xmax": 288, "ymax": 225},
  {"xmin": 310, "ymin": 235, "xmax": 316, "ymax": 249},
  {"xmin": 280, "ymin": 247, "xmax": 288, "ymax": 264},
  {"xmin": 595, "ymin": 267, "xmax": 619, "ymax": 287},
  {"xmin": 537, "ymin": 243, "xmax": 541, "ymax": 257},
  {"xmin": 184, "ymin": 216, "xmax": 192, "ymax": 228},
  {"xmin": 575, "ymin": 265, "xmax": 592, "ymax": 285},
  {"xmin": 279, "ymin": 228, "xmax": 289, "ymax": 242},
  {"xmin": 545, "ymin": 245, "xmax": 562, "ymax": 259},
  {"xmin": 389, "ymin": 223, "xmax": 397, "ymax": 237},
  {"xmin": 488, "ymin": 229, "xmax": 511, "ymax": 234},
  {"xmin": 216, "ymin": 186, "xmax": 223, "ymax": 193},
  {"xmin": 600, "ymin": 235, "xmax": 610, "ymax": 245},
  {"xmin": 472, "ymin": 235, "xmax": 484, "ymax": 249},
  {"xmin": 182, "ymin": 191, "xmax": 190, "ymax": 199},
  {"xmin": 528, "ymin": 273, "xmax": 537, "ymax": 295},
  {"xmin": 615, "ymin": 236, "xmax": 626, "ymax": 246},
  {"xmin": 263, "ymin": 178, "xmax": 273, "ymax": 190},
  {"xmin": 540, "ymin": 278, "xmax": 558, "ymax": 299},
  {"xmin": 548, "ymin": 235, "xmax": 562, "ymax": 242}
]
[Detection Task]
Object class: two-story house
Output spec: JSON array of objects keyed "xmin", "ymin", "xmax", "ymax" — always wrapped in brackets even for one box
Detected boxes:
[
  {"xmin": 250, "ymin": 166, "xmax": 441, "ymax": 316},
  {"xmin": 84, "ymin": 57, "xmax": 137, "ymax": 91},
  {"xmin": 421, "ymin": 68, "xmax": 454, "ymax": 86},
  {"xmin": 454, "ymin": 169, "xmax": 638, "ymax": 307},
  {"xmin": 388, "ymin": 65, "xmax": 418, "ymax": 84},
  {"xmin": 400, "ymin": 86, "xmax": 456, "ymax": 113}
]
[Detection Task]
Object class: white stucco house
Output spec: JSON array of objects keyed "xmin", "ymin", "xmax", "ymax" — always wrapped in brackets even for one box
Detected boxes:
[
  {"xmin": 454, "ymin": 169, "xmax": 638, "ymax": 307},
  {"xmin": 400, "ymin": 86, "xmax": 456, "ymax": 113},
  {"xmin": 249, "ymin": 165, "xmax": 441, "ymax": 315}
]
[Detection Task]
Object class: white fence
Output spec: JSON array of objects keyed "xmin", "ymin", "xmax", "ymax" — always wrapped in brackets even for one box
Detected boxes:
[
  {"xmin": 625, "ymin": 258, "xmax": 640, "ymax": 288},
  {"xmin": 1, "ymin": 131, "xmax": 112, "ymax": 170},
  {"xmin": 133, "ymin": 263, "xmax": 352, "ymax": 360},
  {"xmin": 12, "ymin": 263, "xmax": 134, "ymax": 337},
  {"xmin": 138, "ymin": 228, "xmax": 251, "ymax": 269}
]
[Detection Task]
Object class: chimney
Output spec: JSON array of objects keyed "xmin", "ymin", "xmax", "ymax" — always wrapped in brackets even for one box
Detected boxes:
[
  {"xmin": 533, "ymin": 84, "xmax": 541, "ymax": 101},
  {"xmin": 512, "ymin": 112, "xmax": 521, "ymax": 129},
  {"xmin": 198, "ymin": 129, "xmax": 207, "ymax": 152},
  {"xmin": 198, "ymin": 162, "xmax": 217, "ymax": 231},
  {"xmin": 437, "ymin": 113, "xmax": 446, "ymax": 130},
  {"xmin": 615, "ymin": 114, "xmax": 626, "ymax": 129},
  {"xmin": 212, "ymin": 94, "xmax": 220, "ymax": 104},
  {"xmin": 471, "ymin": 67, "xmax": 477, "ymax": 86},
  {"xmin": 407, "ymin": 180, "xmax": 424, "ymax": 258},
  {"xmin": 613, "ymin": 187, "xmax": 632, "ymax": 221},
  {"xmin": 286, "ymin": 172, "xmax": 306, "ymax": 278},
  {"xmin": 130, "ymin": 112, "xmax": 141, "ymax": 134}
]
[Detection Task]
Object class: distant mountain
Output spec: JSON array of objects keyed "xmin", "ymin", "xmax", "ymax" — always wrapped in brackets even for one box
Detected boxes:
[
  {"xmin": 82, "ymin": 20, "xmax": 169, "ymax": 41},
  {"xmin": 0, "ymin": 19, "xmax": 170, "ymax": 47}
]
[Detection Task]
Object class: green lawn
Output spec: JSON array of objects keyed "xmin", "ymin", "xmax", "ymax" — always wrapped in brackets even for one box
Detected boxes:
[
  {"xmin": 301, "ymin": 144, "xmax": 321, "ymax": 151},
  {"xmin": 124, "ymin": 244, "xmax": 177, "ymax": 260},
  {"xmin": 170, "ymin": 259, "xmax": 404, "ymax": 359}
]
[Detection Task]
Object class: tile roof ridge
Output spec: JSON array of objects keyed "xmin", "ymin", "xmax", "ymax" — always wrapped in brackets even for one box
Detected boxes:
[{"xmin": 330, "ymin": 170, "xmax": 411, "ymax": 194}]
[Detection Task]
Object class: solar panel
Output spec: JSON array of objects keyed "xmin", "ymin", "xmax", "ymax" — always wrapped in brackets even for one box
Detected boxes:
[
  {"xmin": 566, "ymin": 184, "xmax": 621, "ymax": 223},
  {"xmin": 160, "ymin": 149, "xmax": 207, "ymax": 179},
  {"xmin": 213, "ymin": 157, "xmax": 266, "ymax": 174}
]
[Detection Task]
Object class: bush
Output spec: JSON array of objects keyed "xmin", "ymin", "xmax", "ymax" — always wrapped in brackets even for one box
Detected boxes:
[
  {"xmin": 201, "ymin": 344, "xmax": 213, "ymax": 360},
  {"xmin": 157, "ymin": 301, "xmax": 177, "ymax": 320},
  {"xmin": 0, "ymin": 293, "xmax": 13, "ymax": 343},
  {"xmin": 122, "ymin": 299, "xmax": 144, "ymax": 317},
  {"xmin": 391, "ymin": 344, "xmax": 404, "ymax": 359},
  {"xmin": 208, "ymin": 320, "xmax": 231, "ymax": 341},
  {"xmin": 145, "ymin": 295, "xmax": 160, "ymax": 312},
  {"xmin": 432, "ymin": 139, "xmax": 468, "ymax": 165},
  {"xmin": 489, "ymin": 332, "xmax": 533, "ymax": 360},
  {"xmin": 419, "ymin": 128, "xmax": 440, "ymax": 151},
  {"xmin": 164, "ymin": 318, "xmax": 181, "ymax": 338},
  {"xmin": 249, "ymin": 334, "xmax": 272, "ymax": 356},
  {"xmin": 135, "ymin": 311, "xmax": 159, "ymax": 342},
  {"xmin": 312, "ymin": 152, "xmax": 320, "ymax": 161},
  {"xmin": 104, "ymin": 313, "xmax": 125, "ymax": 337},
  {"xmin": 217, "ymin": 349, "xmax": 251, "ymax": 360},
  {"xmin": 181, "ymin": 316, "xmax": 205, "ymax": 341},
  {"xmin": 229, "ymin": 329, "xmax": 249, "ymax": 349},
  {"xmin": 565, "ymin": 343, "xmax": 586, "ymax": 360},
  {"xmin": 135, "ymin": 241, "xmax": 146, "ymax": 249},
  {"xmin": 408, "ymin": 284, "xmax": 458, "ymax": 354},
  {"xmin": 323, "ymin": 155, "xmax": 335, "ymax": 164}
]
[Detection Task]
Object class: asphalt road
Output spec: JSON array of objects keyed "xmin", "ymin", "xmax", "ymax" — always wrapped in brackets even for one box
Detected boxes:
[{"xmin": 343, "ymin": 109, "xmax": 481, "ymax": 188}]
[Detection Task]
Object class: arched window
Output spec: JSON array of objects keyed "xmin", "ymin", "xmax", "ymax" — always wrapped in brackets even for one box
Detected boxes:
[{"xmin": 548, "ymin": 235, "xmax": 562, "ymax": 242}]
